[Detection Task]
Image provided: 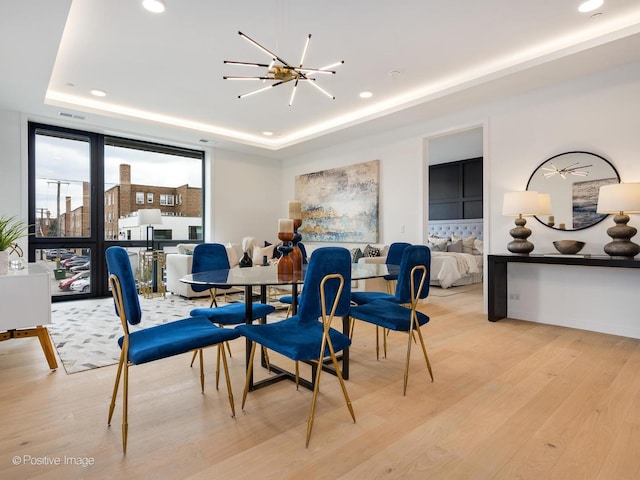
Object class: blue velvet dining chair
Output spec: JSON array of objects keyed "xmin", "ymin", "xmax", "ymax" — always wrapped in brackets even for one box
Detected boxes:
[
  {"xmin": 351, "ymin": 241, "xmax": 411, "ymax": 305},
  {"xmin": 236, "ymin": 246, "xmax": 355, "ymax": 447},
  {"xmin": 105, "ymin": 246, "xmax": 240, "ymax": 453},
  {"xmin": 350, "ymin": 242, "xmax": 411, "ymax": 358},
  {"xmin": 188, "ymin": 243, "xmax": 275, "ymax": 386},
  {"xmin": 278, "ymin": 241, "xmax": 308, "ymax": 315},
  {"xmin": 349, "ymin": 245, "xmax": 433, "ymax": 395}
]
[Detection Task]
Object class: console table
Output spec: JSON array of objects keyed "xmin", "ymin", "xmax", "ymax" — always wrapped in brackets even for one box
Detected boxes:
[
  {"xmin": 0, "ymin": 263, "xmax": 58, "ymax": 369},
  {"xmin": 488, "ymin": 254, "xmax": 640, "ymax": 322}
]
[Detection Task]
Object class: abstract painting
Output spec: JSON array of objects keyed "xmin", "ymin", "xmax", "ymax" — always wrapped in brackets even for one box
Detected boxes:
[
  {"xmin": 295, "ymin": 160, "xmax": 379, "ymax": 242},
  {"xmin": 572, "ymin": 177, "xmax": 617, "ymax": 229}
]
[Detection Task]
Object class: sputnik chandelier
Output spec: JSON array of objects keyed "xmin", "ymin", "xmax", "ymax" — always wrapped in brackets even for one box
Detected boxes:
[
  {"xmin": 223, "ymin": 31, "xmax": 343, "ymax": 106},
  {"xmin": 542, "ymin": 162, "xmax": 592, "ymax": 179}
]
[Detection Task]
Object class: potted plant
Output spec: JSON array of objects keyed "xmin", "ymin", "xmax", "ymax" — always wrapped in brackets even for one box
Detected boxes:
[{"xmin": 0, "ymin": 215, "xmax": 29, "ymax": 275}]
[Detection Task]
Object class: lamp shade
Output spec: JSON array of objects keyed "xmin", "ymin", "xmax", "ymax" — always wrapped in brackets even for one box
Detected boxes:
[
  {"xmin": 596, "ymin": 183, "xmax": 640, "ymax": 214},
  {"xmin": 502, "ymin": 191, "xmax": 541, "ymax": 216},
  {"xmin": 537, "ymin": 193, "xmax": 553, "ymax": 216},
  {"xmin": 138, "ymin": 208, "xmax": 162, "ymax": 226}
]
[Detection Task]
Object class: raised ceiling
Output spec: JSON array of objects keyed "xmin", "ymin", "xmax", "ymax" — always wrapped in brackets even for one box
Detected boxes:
[{"xmin": 2, "ymin": 0, "xmax": 640, "ymax": 157}]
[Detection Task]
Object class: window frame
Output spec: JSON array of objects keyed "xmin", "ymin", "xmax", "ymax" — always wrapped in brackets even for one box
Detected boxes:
[{"xmin": 28, "ymin": 122, "xmax": 206, "ymax": 301}]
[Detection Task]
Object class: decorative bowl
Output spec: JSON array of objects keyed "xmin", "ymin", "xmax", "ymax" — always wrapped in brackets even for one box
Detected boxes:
[{"xmin": 553, "ymin": 240, "xmax": 585, "ymax": 255}]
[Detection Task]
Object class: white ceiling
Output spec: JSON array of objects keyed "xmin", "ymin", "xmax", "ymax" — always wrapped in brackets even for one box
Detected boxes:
[{"xmin": 2, "ymin": 0, "xmax": 640, "ymax": 158}]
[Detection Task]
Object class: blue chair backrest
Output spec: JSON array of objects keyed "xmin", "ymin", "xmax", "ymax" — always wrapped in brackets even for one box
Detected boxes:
[
  {"xmin": 393, "ymin": 245, "xmax": 431, "ymax": 303},
  {"xmin": 106, "ymin": 246, "xmax": 142, "ymax": 326},
  {"xmin": 386, "ymin": 242, "xmax": 411, "ymax": 265},
  {"xmin": 191, "ymin": 243, "xmax": 231, "ymax": 293},
  {"xmin": 297, "ymin": 247, "xmax": 351, "ymax": 322}
]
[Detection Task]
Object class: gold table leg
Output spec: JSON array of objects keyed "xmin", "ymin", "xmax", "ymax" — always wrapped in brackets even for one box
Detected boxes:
[{"xmin": 0, "ymin": 326, "xmax": 58, "ymax": 370}]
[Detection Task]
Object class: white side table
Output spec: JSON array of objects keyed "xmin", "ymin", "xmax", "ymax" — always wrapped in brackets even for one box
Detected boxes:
[{"xmin": 0, "ymin": 263, "xmax": 57, "ymax": 370}]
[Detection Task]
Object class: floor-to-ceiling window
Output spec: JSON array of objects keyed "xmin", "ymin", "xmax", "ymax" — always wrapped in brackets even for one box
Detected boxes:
[{"xmin": 28, "ymin": 123, "xmax": 204, "ymax": 301}]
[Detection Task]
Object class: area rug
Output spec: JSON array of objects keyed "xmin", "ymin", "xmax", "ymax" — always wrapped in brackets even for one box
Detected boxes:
[{"xmin": 48, "ymin": 293, "xmax": 286, "ymax": 374}]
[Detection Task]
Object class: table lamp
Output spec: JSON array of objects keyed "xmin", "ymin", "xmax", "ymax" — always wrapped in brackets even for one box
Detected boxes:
[
  {"xmin": 502, "ymin": 191, "xmax": 541, "ymax": 254},
  {"xmin": 138, "ymin": 208, "xmax": 162, "ymax": 251},
  {"xmin": 596, "ymin": 183, "xmax": 640, "ymax": 259},
  {"xmin": 537, "ymin": 193, "xmax": 554, "ymax": 226}
]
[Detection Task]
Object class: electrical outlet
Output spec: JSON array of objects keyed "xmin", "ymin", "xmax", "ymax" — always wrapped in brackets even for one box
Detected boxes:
[{"xmin": 509, "ymin": 293, "xmax": 520, "ymax": 300}]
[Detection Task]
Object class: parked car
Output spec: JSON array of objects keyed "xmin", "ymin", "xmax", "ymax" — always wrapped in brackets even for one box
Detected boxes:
[
  {"xmin": 58, "ymin": 271, "xmax": 90, "ymax": 291},
  {"xmin": 61, "ymin": 255, "xmax": 89, "ymax": 268},
  {"xmin": 70, "ymin": 261, "xmax": 91, "ymax": 273},
  {"xmin": 64, "ymin": 257, "xmax": 90, "ymax": 269},
  {"xmin": 70, "ymin": 278, "xmax": 91, "ymax": 293},
  {"xmin": 45, "ymin": 248, "xmax": 74, "ymax": 261}
]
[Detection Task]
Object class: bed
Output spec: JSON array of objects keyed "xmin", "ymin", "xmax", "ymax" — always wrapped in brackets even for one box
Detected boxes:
[{"xmin": 428, "ymin": 219, "xmax": 484, "ymax": 289}]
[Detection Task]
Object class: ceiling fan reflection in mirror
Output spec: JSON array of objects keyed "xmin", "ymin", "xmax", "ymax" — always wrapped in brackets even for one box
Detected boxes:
[{"xmin": 223, "ymin": 31, "xmax": 343, "ymax": 106}]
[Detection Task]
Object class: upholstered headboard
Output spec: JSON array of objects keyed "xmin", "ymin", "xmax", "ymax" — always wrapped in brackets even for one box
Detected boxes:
[{"xmin": 428, "ymin": 218, "xmax": 483, "ymax": 240}]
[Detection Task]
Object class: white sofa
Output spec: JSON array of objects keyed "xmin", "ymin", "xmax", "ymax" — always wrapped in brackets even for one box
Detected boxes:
[{"xmin": 165, "ymin": 240, "xmax": 280, "ymax": 298}]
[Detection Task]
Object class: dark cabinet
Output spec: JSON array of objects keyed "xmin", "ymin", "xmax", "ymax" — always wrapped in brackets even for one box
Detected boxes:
[{"xmin": 429, "ymin": 157, "xmax": 483, "ymax": 220}]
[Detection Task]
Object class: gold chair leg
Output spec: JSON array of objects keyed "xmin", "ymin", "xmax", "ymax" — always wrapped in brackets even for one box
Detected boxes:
[
  {"xmin": 122, "ymin": 362, "xmax": 129, "ymax": 454},
  {"xmin": 306, "ymin": 359, "xmax": 322, "ymax": 447},
  {"xmin": 218, "ymin": 343, "xmax": 236, "ymax": 417},
  {"xmin": 263, "ymin": 347, "xmax": 271, "ymax": 372},
  {"xmin": 199, "ymin": 348, "xmax": 205, "ymax": 393},
  {"xmin": 241, "ymin": 342, "xmax": 257, "ymax": 409},
  {"xmin": 189, "ymin": 349, "xmax": 198, "ymax": 367},
  {"xmin": 375, "ymin": 326, "xmax": 380, "ymax": 360},
  {"xmin": 225, "ymin": 340, "xmax": 232, "ymax": 357},
  {"xmin": 108, "ymin": 349, "xmax": 125, "ymax": 426},
  {"xmin": 305, "ymin": 341, "xmax": 356, "ymax": 447},
  {"xmin": 215, "ymin": 344, "xmax": 221, "ymax": 390},
  {"xmin": 414, "ymin": 325, "xmax": 434, "ymax": 382},
  {"xmin": 403, "ymin": 325, "xmax": 414, "ymax": 396},
  {"xmin": 383, "ymin": 328, "xmax": 388, "ymax": 359},
  {"xmin": 327, "ymin": 343, "xmax": 356, "ymax": 424},
  {"xmin": 295, "ymin": 361, "xmax": 300, "ymax": 390}
]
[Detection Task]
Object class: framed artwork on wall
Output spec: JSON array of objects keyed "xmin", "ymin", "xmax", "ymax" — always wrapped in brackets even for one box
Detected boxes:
[{"xmin": 295, "ymin": 160, "xmax": 379, "ymax": 242}]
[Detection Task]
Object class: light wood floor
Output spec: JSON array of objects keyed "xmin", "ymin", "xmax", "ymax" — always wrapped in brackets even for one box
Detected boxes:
[{"xmin": 2, "ymin": 286, "xmax": 640, "ymax": 479}]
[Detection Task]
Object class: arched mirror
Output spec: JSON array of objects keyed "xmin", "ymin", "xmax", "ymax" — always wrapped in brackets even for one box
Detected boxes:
[{"xmin": 526, "ymin": 151, "xmax": 619, "ymax": 231}]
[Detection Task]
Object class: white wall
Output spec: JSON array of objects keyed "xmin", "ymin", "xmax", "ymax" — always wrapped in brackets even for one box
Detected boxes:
[
  {"xmin": 281, "ymin": 135, "xmax": 425, "ymax": 247},
  {"xmin": 282, "ymin": 60, "xmax": 640, "ymax": 338},
  {"xmin": 210, "ymin": 148, "xmax": 282, "ymax": 245},
  {"xmin": 0, "ymin": 111, "xmax": 29, "ymax": 253}
]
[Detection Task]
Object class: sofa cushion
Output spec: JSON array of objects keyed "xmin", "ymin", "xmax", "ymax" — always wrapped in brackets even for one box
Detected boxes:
[
  {"xmin": 225, "ymin": 244, "xmax": 240, "ymax": 267},
  {"xmin": 363, "ymin": 244, "xmax": 380, "ymax": 257},
  {"xmin": 252, "ymin": 243, "xmax": 277, "ymax": 265},
  {"xmin": 350, "ymin": 247, "xmax": 363, "ymax": 263}
]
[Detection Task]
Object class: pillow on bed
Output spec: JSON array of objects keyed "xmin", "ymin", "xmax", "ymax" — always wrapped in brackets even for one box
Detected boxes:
[
  {"xmin": 451, "ymin": 235, "xmax": 476, "ymax": 254},
  {"xmin": 446, "ymin": 239, "xmax": 463, "ymax": 253},
  {"xmin": 428, "ymin": 243, "xmax": 447, "ymax": 252},
  {"xmin": 473, "ymin": 239, "xmax": 484, "ymax": 255}
]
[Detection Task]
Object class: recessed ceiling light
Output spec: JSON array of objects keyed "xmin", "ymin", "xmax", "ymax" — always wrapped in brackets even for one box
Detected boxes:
[
  {"xmin": 90, "ymin": 89, "xmax": 107, "ymax": 97},
  {"xmin": 262, "ymin": 131, "xmax": 274, "ymax": 136},
  {"xmin": 142, "ymin": 0, "xmax": 166, "ymax": 13},
  {"xmin": 578, "ymin": 0, "xmax": 603, "ymax": 13},
  {"xmin": 359, "ymin": 91, "xmax": 373, "ymax": 99}
]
